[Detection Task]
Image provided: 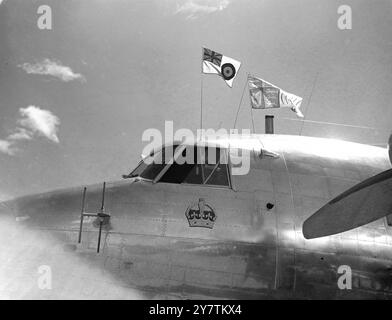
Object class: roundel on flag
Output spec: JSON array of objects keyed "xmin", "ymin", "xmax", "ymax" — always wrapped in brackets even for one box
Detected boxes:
[{"xmin": 221, "ymin": 63, "xmax": 236, "ymax": 81}]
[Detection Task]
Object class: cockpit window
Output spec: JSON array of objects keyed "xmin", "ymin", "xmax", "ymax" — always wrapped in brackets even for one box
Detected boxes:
[
  {"xmin": 139, "ymin": 147, "xmax": 168, "ymax": 180},
  {"xmin": 159, "ymin": 146, "xmax": 199, "ymax": 184},
  {"xmin": 127, "ymin": 144, "xmax": 231, "ymax": 188},
  {"xmin": 128, "ymin": 145, "xmax": 179, "ymax": 180},
  {"xmin": 159, "ymin": 146, "xmax": 231, "ymax": 188}
]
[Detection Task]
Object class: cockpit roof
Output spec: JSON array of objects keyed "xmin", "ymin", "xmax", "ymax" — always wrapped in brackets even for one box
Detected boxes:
[{"xmin": 158, "ymin": 134, "xmax": 388, "ymax": 161}]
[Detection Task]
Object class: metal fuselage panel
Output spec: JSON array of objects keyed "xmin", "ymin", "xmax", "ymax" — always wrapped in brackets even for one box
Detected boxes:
[{"xmin": 0, "ymin": 135, "xmax": 391, "ymax": 299}]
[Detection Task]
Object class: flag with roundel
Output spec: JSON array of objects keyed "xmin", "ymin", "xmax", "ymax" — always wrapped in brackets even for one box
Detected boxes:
[{"xmin": 202, "ymin": 47, "xmax": 241, "ymax": 88}]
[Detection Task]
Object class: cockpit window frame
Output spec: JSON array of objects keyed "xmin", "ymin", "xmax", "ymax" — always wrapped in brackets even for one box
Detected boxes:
[
  {"xmin": 152, "ymin": 144, "xmax": 187, "ymax": 184},
  {"xmin": 126, "ymin": 144, "xmax": 179, "ymax": 181},
  {"xmin": 155, "ymin": 144, "xmax": 233, "ymax": 190},
  {"xmin": 126, "ymin": 143, "xmax": 234, "ymax": 190}
]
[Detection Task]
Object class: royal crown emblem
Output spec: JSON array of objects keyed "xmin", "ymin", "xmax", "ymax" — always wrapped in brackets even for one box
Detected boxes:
[{"xmin": 185, "ymin": 198, "xmax": 216, "ymax": 229}]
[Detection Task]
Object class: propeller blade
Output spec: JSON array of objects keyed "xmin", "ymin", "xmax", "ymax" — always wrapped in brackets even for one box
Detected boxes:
[{"xmin": 303, "ymin": 169, "xmax": 392, "ymax": 239}]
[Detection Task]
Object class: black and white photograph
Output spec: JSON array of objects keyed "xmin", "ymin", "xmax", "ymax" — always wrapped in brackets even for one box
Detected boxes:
[{"xmin": 0, "ymin": 0, "xmax": 391, "ymax": 306}]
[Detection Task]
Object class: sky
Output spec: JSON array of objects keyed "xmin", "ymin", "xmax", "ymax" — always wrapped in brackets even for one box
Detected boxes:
[{"xmin": 0, "ymin": 0, "xmax": 391, "ymax": 199}]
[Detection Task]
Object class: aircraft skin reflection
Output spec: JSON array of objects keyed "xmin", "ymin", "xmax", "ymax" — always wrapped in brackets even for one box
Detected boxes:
[{"xmin": 0, "ymin": 134, "xmax": 391, "ymax": 299}]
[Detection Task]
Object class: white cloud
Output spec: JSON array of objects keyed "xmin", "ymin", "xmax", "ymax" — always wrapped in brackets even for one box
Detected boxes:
[
  {"xmin": 19, "ymin": 59, "xmax": 85, "ymax": 82},
  {"xmin": 8, "ymin": 128, "xmax": 33, "ymax": 141},
  {"xmin": 0, "ymin": 106, "xmax": 60, "ymax": 156},
  {"xmin": 0, "ymin": 139, "xmax": 15, "ymax": 156},
  {"xmin": 18, "ymin": 106, "xmax": 60, "ymax": 143},
  {"xmin": 175, "ymin": 0, "xmax": 230, "ymax": 19}
]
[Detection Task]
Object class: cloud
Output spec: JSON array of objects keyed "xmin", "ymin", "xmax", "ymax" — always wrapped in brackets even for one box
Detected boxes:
[
  {"xmin": 0, "ymin": 140, "xmax": 15, "ymax": 156},
  {"xmin": 18, "ymin": 106, "xmax": 60, "ymax": 143},
  {"xmin": 175, "ymin": 0, "xmax": 230, "ymax": 19},
  {"xmin": 19, "ymin": 59, "xmax": 85, "ymax": 82},
  {"xmin": 8, "ymin": 128, "xmax": 33, "ymax": 141},
  {"xmin": 0, "ymin": 106, "xmax": 60, "ymax": 156}
]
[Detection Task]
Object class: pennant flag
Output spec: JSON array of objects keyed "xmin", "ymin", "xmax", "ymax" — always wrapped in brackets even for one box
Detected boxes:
[
  {"xmin": 248, "ymin": 75, "xmax": 304, "ymax": 118},
  {"xmin": 202, "ymin": 47, "xmax": 241, "ymax": 88}
]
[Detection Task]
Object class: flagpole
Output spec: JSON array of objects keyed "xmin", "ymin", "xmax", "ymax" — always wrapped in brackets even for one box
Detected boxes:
[
  {"xmin": 200, "ymin": 73, "xmax": 203, "ymax": 131},
  {"xmin": 247, "ymin": 73, "xmax": 256, "ymax": 133},
  {"xmin": 199, "ymin": 46, "xmax": 205, "ymax": 141},
  {"xmin": 233, "ymin": 74, "xmax": 249, "ymax": 129}
]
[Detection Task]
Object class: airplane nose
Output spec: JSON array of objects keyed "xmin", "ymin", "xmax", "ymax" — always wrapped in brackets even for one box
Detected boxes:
[
  {"xmin": 0, "ymin": 189, "xmax": 79, "ymax": 228},
  {"xmin": 0, "ymin": 198, "xmax": 37, "ymax": 229},
  {"xmin": 0, "ymin": 199, "xmax": 17, "ymax": 220},
  {"xmin": 0, "ymin": 196, "xmax": 34, "ymax": 225}
]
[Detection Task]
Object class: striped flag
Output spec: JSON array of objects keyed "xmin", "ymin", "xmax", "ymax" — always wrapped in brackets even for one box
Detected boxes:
[
  {"xmin": 248, "ymin": 75, "xmax": 304, "ymax": 118},
  {"xmin": 202, "ymin": 47, "xmax": 241, "ymax": 88}
]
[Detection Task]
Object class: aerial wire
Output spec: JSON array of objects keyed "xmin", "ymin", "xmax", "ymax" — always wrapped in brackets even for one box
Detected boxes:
[
  {"xmin": 233, "ymin": 73, "xmax": 249, "ymax": 129},
  {"xmin": 299, "ymin": 71, "xmax": 320, "ymax": 136},
  {"xmin": 282, "ymin": 118, "xmax": 376, "ymax": 131}
]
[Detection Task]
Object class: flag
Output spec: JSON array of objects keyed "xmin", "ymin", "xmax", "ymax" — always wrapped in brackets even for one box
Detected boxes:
[
  {"xmin": 202, "ymin": 47, "xmax": 241, "ymax": 88},
  {"xmin": 248, "ymin": 75, "xmax": 304, "ymax": 118}
]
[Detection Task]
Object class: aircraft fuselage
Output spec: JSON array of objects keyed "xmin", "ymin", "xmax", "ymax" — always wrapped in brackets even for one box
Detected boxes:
[{"xmin": 0, "ymin": 135, "xmax": 391, "ymax": 299}]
